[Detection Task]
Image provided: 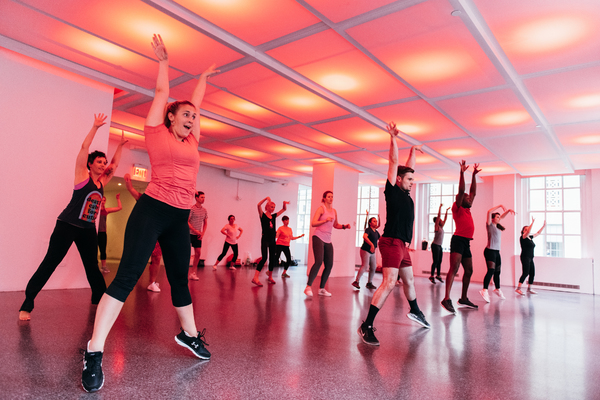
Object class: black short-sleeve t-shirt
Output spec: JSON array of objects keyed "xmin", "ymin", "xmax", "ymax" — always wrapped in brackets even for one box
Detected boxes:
[{"xmin": 382, "ymin": 180, "xmax": 414, "ymax": 243}]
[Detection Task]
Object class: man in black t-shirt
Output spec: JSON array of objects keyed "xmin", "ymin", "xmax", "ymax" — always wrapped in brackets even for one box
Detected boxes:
[{"xmin": 358, "ymin": 122, "xmax": 431, "ymax": 346}]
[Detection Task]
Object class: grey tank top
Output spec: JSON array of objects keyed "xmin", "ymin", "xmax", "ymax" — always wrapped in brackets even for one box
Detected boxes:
[{"xmin": 486, "ymin": 223, "xmax": 502, "ymax": 250}]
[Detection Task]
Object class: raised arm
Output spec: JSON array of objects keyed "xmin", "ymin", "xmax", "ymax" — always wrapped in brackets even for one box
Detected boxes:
[
  {"xmin": 100, "ymin": 132, "xmax": 128, "ymax": 186},
  {"xmin": 533, "ymin": 220, "xmax": 546, "ymax": 238},
  {"xmin": 469, "ymin": 163, "xmax": 481, "ymax": 203},
  {"xmin": 500, "ymin": 208, "xmax": 515, "ymax": 220},
  {"xmin": 74, "ymin": 114, "xmax": 107, "ymax": 184},
  {"xmin": 435, "ymin": 204, "xmax": 443, "ymax": 232},
  {"xmin": 189, "ymin": 64, "xmax": 219, "ymax": 142},
  {"xmin": 442, "ymin": 207, "xmax": 450, "ymax": 226},
  {"xmin": 387, "ymin": 122, "xmax": 399, "ymax": 185},
  {"xmin": 275, "ymin": 201, "xmax": 289, "ymax": 217},
  {"xmin": 487, "ymin": 205, "xmax": 506, "ymax": 225},
  {"xmin": 146, "ymin": 34, "xmax": 170, "ymax": 127},
  {"xmin": 257, "ymin": 197, "xmax": 269, "ymax": 217},
  {"xmin": 363, "ymin": 210, "xmax": 370, "ymax": 230},
  {"xmin": 405, "ymin": 145, "xmax": 423, "ymax": 170},
  {"xmin": 104, "ymin": 194, "xmax": 122, "ymax": 214},
  {"xmin": 124, "ymin": 173, "xmax": 141, "ymax": 201},
  {"xmin": 455, "ymin": 160, "xmax": 469, "ymax": 208},
  {"xmin": 522, "ymin": 217, "xmax": 535, "ymax": 239}
]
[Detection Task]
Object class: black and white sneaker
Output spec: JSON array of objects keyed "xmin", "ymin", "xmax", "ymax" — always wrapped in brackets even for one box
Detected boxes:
[
  {"xmin": 81, "ymin": 349, "xmax": 104, "ymax": 392},
  {"xmin": 441, "ymin": 299, "xmax": 456, "ymax": 314},
  {"xmin": 457, "ymin": 298, "xmax": 479, "ymax": 309},
  {"xmin": 407, "ymin": 311, "xmax": 431, "ymax": 329},
  {"xmin": 175, "ymin": 329, "xmax": 211, "ymax": 359},
  {"xmin": 357, "ymin": 323, "xmax": 380, "ymax": 346}
]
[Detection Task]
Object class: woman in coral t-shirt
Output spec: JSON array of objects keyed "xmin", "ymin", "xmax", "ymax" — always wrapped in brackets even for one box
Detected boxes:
[{"xmin": 82, "ymin": 35, "xmax": 218, "ymax": 393}]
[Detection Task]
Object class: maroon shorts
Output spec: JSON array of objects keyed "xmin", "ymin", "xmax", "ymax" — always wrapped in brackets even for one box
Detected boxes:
[{"xmin": 379, "ymin": 237, "xmax": 412, "ymax": 269}]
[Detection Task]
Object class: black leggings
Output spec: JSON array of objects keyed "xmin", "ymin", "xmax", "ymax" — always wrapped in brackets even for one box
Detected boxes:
[
  {"xmin": 98, "ymin": 231, "xmax": 107, "ymax": 260},
  {"xmin": 256, "ymin": 236, "xmax": 277, "ymax": 272},
  {"xmin": 430, "ymin": 243, "xmax": 442, "ymax": 276},
  {"xmin": 217, "ymin": 242, "xmax": 238, "ymax": 264},
  {"xmin": 105, "ymin": 195, "xmax": 192, "ymax": 307},
  {"xmin": 20, "ymin": 220, "xmax": 106, "ymax": 312},
  {"xmin": 307, "ymin": 236, "xmax": 334, "ymax": 288},
  {"xmin": 519, "ymin": 255, "xmax": 535, "ymax": 285},
  {"xmin": 276, "ymin": 245, "xmax": 292, "ymax": 270}
]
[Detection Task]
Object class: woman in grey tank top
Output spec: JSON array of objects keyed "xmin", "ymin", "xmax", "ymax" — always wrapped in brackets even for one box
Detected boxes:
[{"xmin": 480, "ymin": 205, "xmax": 514, "ymax": 302}]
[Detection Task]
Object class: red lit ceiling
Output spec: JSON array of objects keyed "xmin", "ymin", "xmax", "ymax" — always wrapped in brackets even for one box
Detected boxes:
[{"xmin": 1, "ymin": 0, "xmax": 599, "ymax": 184}]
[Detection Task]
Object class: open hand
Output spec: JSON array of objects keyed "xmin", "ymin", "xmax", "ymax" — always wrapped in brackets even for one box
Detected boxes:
[
  {"xmin": 387, "ymin": 121, "xmax": 399, "ymax": 137},
  {"xmin": 201, "ymin": 63, "xmax": 220, "ymax": 78},
  {"xmin": 473, "ymin": 163, "xmax": 481, "ymax": 175},
  {"xmin": 151, "ymin": 34, "xmax": 168, "ymax": 61},
  {"xmin": 459, "ymin": 160, "xmax": 469, "ymax": 173},
  {"xmin": 94, "ymin": 113, "xmax": 107, "ymax": 128}
]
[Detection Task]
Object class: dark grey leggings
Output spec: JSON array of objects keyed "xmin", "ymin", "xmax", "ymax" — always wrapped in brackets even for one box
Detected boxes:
[
  {"xmin": 217, "ymin": 242, "xmax": 238, "ymax": 264},
  {"xmin": 307, "ymin": 236, "xmax": 334, "ymax": 288},
  {"xmin": 519, "ymin": 255, "xmax": 535, "ymax": 285},
  {"xmin": 430, "ymin": 243, "xmax": 442, "ymax": 276}
]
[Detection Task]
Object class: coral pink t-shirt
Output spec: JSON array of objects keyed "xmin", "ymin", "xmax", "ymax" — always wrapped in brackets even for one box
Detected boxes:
[
  {"xmin": 144, "ymin": 124, "xmax": 200, "ymax": 209},
  {"xmin": 452, "ymin": 202, "xmax": 474, "ymax": 239},
  {"xmin": 276, "ymin": 226, "xmax": 293, "ymax": 246}
]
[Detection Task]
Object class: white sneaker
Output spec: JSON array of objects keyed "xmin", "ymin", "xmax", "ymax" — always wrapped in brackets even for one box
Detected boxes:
[
  {"xmin": 318, "ymin": 288, "xmax": 332, "ymax": 297},
  {"xmin": 147, "ymin": 282, "xmax": 160, "ymax": 292},
  {"xmin": 304, "ymin": 286, "xmax": 313, "ymax": 297},
  {"xmin": 494, "ymin": 289, "xmax": 506, "ymax": 299},
  {"xmin": 189, "ymin": 272, "xmax": 199, "ymax": 280},
  {"xmin": 527, "ymin": 288, "xmax": 538, "ymax": 294},
  {"xmin": 479, "ymin": 289, "xmax": 490, "ymax": 303}
]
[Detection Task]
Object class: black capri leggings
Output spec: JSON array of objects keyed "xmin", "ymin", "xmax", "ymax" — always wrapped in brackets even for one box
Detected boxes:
[
  {"xmin": 256, "ymin": 236, "xmax": 277, "ymax": 272},
  {"xmin": 276, "ymin": 245, "xmax": 292, "ymax": 270},
  {"xmin": 430, "ymin": 243, "xmax": 442, "ymax": 276},
  {"xmin": 217, "ymin": 242, "xmax": 238, "ymax": 264},
  {"xmin": 105, "ymin": 194, "xmax": 192, "ymax": 307},
  {"xmin": 307, "ymin": 235, "xmax": 334, "ymax": 288},
  {"xmin": 98, "ymin": 231, "xmax": 107, "ymax": 260},
  {"xmin": 519, "ymin": 255, "xmax": 535, "ymax": 285},
  {"xmin": 20, "ymin": 220, "xmax": 106, "ymax": 312}
]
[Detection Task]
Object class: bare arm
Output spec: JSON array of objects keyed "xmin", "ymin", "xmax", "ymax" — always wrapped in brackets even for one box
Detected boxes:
[
  {"xmin": 455, "ymin": 160, "xmax": 468, "ymax": 209},
  {"xmin": 434, "ymin": 204, "xmax": 442, "ymax": 232},
  {"xmin": 275, "ymin": 201, "xmax": 289, "ymax": 217},
  {"xmin": 104, "ymin": 194, "xmax": 122, "ymax": 214},
  {"xmin": 363, "ymin": 232, "xmax": 375, "ymax": 253},
  {"xmin": 257, "ymin": 197, "xmax": 269, "ymax": 217},
  {"xmin": 333, "ymin": 209, "xmax": 350, "ymax": 230},
  {"xmin": 405, "ymin": 145, "xmax": 423, "ymax": 169},
  {"xmin": 189, "ymin": 64, "xmax": 219, "ymax": 142},
  {"xmin": 311, "ymin": 206, "xmax": 328, "ymax": 227},
  {"xmin": 221, "ymin": 226, "xmax": 228, "ymax": 236},
  {"xmin": 74, "ymin": 114, "xmax": 107, "ymax": 184},
  {"xmin": 237, "ymin": 227, "xmax": 243, "ymax": 239},
  {"xmin": 100, "ymin": 132, "xmax": 128, "ymax": 186},
  {"xmin": 487, "ymin": 205, "xmax": 505, "ymax": 225},
  {"xmin": 363, "ymin": 210, "xmax": 369, "ymax": 230},
  {"xmin": 533, "ymin": 220, "xmax": 546, "ymax": 238},
  {"xmin": 500, "ymin": 209, "xmax": 515, "ymax": 220},
  {"xmin": 146, "ymin": 34, "xmax": 170, "ymax": 128},
  {"xmin": 291, "ymin": 233, "xmax": 305, "ymax": 241},
  {"xmin": 522, "ymin": 217, "xmax": 535, "ymax": 239},
  {"xmin": 469, "ymin": 163, "xmax": 481, "ymax": 203},
  {"xmin": 442, "ymin": 207, "xmax": 450, "ymax": 226},
  {"xmin": 387, "ymin": 122, "xmax": 399, "ymax": 185},
  {"xmin": 200, "ymin": 216, "xmax": 208, "ymax": 239},
  {"xmin": 124, "ymin": 173, "xmax": 141, "ymax": 201}
]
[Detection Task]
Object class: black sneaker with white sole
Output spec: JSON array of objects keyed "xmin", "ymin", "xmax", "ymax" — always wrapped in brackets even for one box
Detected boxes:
[
  {"xmin": 407, "ymin": 311, "xmax": 431, "ymax": 329},
  {"xmin": 81, "ymin": 350, "xmax": 104, "ymax": 392},
  {"xmin": 357, "ymin": 323, "xmax": 379, "ymax": 346},
  {"xmin": 441, "ymin": 299, "xmax": 456, "ymax": 314},
  {"xmin": 457, "ymin": 298, "xmax": 479, "ymax": 309},
  {"xmin": 175, "ymin": 329, "xmax": 211, "ymax": 359}
]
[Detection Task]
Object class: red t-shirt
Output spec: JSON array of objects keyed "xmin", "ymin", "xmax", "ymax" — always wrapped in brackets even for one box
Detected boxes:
[
  {"xmin": 452, "ymin": 202, "xmax": 474, "ymax": 239},
  {"xmin": 144, "ymin": 124, "xmax": 200, "ymax": 209}
]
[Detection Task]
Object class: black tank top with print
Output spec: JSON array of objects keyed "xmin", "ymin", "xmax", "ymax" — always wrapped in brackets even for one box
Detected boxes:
[{"xmin": 57, "ymin": 178, "xmax": 104, "ymax": 229}]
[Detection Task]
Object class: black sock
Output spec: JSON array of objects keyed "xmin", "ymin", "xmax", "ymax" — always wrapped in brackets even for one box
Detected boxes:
[
  {"xmin": 364, "ymin": 305, "xmax": 380, "ymax": 327},
  {"xmin": 408, "ymin": 299, "xmax": 420, "ymax": 314}
]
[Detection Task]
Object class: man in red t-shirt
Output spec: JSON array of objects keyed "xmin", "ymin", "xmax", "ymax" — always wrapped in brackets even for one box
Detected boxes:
[{"xmin": 441, "ymin": 160, "xmax": 481, "ymax": 314}]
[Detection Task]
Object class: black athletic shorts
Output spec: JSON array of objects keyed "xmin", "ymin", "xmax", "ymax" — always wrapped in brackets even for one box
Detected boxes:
[
  {"xmin": 450, "ymin": 235, "xmax": 472, "ymax": 258},
  {"xmin": 190, "ymin": 234, "xmax": 202, "ymax": 248}
]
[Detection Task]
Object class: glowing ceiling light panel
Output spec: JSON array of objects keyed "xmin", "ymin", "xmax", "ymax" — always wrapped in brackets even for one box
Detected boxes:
[
  {"xmin": 483, "ymin": 110, "xmax": 530, "ymax": 126},
  {"xmin": 397, "ymin": 124, "xmax": 425, "ymax": 134},
  {"xmin": 235, "ymin": 100, "xmax": 267, "ymax": 113},
  {"xmin": 319, "ymin": 74, "xmax": 358, "ymax": 91},
  {"xmin": 286, "ymin": 96, "xmax": 318, "ymax": 107},
  {"xmin": 566, "ymin": 94, "xmax": 600, "ymax": 109},
  {"xmin": 443, "ymin": 148, "xmax": 473, "ymax": 157},
  {"xmin": 399, "ymin": 51, "xmax": 470, "ymax": 82},
  {"xmin": 511, "ymin": 16, "xmax": 590, "ymax": 54},
  {"xmin": 574, "ymin": 135, "xmax": 600, "ymax": 145}
]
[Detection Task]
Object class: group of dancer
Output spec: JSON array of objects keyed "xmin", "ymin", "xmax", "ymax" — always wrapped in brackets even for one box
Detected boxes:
[{"xmin": 17, "ymin": 34, "xmax": 549, "ymax": 391}]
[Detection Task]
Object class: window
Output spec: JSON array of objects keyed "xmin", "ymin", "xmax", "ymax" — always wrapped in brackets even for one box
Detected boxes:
[
  {"xmin": 525, "ymin": 175, "xmax": 582, "ymax": 258},
  {"xmin": 356, "ymin": 186, "xmax": 380, "ymax": 246},
  {"xmin": 426, "ymin": 183, "xmax": 459, "ymax": 252},
  {"xmin": 296, "ymin": 185, "xmax": 311, "ymax": 244}
]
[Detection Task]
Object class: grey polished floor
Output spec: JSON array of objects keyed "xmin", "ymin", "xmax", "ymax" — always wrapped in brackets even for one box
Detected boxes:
[{"xmin": 2, "ymin": 263, "xmax": 599, "ymax": 399}]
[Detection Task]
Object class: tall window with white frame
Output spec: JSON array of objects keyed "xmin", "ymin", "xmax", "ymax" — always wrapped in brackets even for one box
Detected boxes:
[
  {"xmin": 426, "ymin": 183, "xmax": 459, "ymax": 252},
  {"xmin": 525, "ymin": 175, "xmax": 582, "ymax": 258},
  {"xmin": 296, "ymin": 185, "xmax": 312, "ymax": 245},
  {"xmin": 356, "ymin": 186, "xmax": 379, "ymax": 246}
]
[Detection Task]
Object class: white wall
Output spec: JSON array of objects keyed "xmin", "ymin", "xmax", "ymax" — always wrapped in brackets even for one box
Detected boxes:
[{"xmin": 0, "ymin": 47, "xmax": 113, "ymax": 292}]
